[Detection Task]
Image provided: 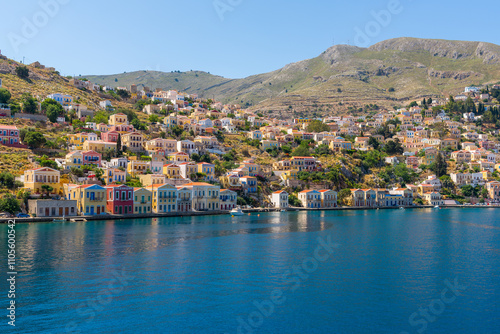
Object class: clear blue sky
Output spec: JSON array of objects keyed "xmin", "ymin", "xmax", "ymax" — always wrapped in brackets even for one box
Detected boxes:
[{"xmin": 1, "ymin": 0, "xmax": 499, "ymax": 79}]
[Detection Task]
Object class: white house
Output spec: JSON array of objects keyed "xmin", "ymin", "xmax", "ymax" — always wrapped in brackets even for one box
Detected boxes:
[{"xmin": 271, "ymin": 190, "xmax": 289, "ymax": 209}]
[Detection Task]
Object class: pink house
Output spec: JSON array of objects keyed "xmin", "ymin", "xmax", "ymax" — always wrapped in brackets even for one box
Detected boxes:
[
  {"xmin": 101, "ymin": 131, "xmax": 120, "ymax": 142},
  {"xmin": 82, "ymin": 150, "xmax": 102, "ymax": 167},
  {"xmin": 109, "ymin": 124, "xmax": 135, "ymax": 133},
  {"xmin": 0, "ymin": 125, "xmax": 20, "ymax": 145}
]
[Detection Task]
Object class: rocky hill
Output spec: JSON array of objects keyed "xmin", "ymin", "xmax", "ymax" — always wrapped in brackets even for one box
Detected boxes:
[{"xmin": 85, "ymin": 37, "xmax": 500, "ymax": 115}]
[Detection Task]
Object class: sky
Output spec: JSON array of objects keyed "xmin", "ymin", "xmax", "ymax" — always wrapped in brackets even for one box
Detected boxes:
[{"xmin": 1, "ymin": 0, "xmax": 499, "ymax": 79}]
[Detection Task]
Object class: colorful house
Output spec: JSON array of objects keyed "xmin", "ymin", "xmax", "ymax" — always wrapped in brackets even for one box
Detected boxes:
[
  {"xmin": 219, "ymin": 189, "xmax": 237, "ymax": 210},
  {"xmin": 105, "ymin": 184, "xmax": 134, "ymax": 214},
  {"xmin": 82, "ymin": 150, "xmax": 102, "ymax": 167},
  {"xmin": 0, "ymin": 125, "xmax": 20, "ymax": 145},
  {"xmin": 67, "ymin": 184, "xmax": 106, "ymax": 215},
  {"xmin": 133, "ymin": 188, "xmax": 152, "ymax": 214},
  {"xmin": 148, "ymin": 184, "xmax": 178, "ymax": 213},
  {"xmin": 103, "ymin": 168, "xmax": 126, "ymax": 185},
  {"xmin": 23, "ymin": 167, "xmax": 61, "ymax": 196},
  {"xmin": 298, "ymin": 190, "xmax": 322, "ymax": 208},
  {"xmin": 271, "ymin": 190, "xmax": 289, "ymax": 209},
  {"xmin": 176, "ymin": 186, "xmax": 192, "ymax": 212},
  {"xmin": 240, "ymin": 176, "xmax": 257, "ymax": 194},
  {"xmin": 197, "ymin": 162, "xmax": 215, "ymax": 182},
  {"xmin": 182, "ymin": 182, "xmax": 220, "ymax": 211}
]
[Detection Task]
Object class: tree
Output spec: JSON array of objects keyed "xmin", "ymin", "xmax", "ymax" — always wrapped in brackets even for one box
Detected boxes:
[
  {"xmin": 15, "ymin": 66, "xmax": 29, "ymax": 79},
  {"xmin": 149, "ymin": 114, "xmax": 160, "ymax": 123},
  {"xmin": 117, "ymin": 134, "xmax": 122, "ymax": 153},
  {"xmin": 131, "ymin": 119, "xmax": 146, "ymax": 131},
  {"xmin": 46, "ymin": 104, "xmax": 63, "ymax": 122},
  {"xmin": 368, "ymin": 137, "xmax": 380, "ymax": 150},
  {"xmin": 116, "ymin": 89, "xmax": 130, "ymax": 99},
  {"xmin": 22, "ymin": 93, "xmax": 38, "ymax": 114},
  {"xmin": 338, "ymin": 189, "xmax": 352, "ymax": 206},
  {"xmin": 282, "ymin": 145, "xmax": 292, "ymax": 154},
  {"xmin": 291, "ymin": 145, "xmax": 311, "ymax": 157},
  {"xmin": 41, "ymin": 98, "xmax": 60, "ymax": 112},
  {"xmin": 0, "ymin": 88, "xmax": 11, "ymax": 104},
  {"xmin": 432, "ymin": 153, "xmax": 448, "ymax": 177},
  {"xmin": 288, "ymin": 194, "xmax": 302, "ymax": 207},
  {"xmin": 0, "ymin": 195, "xmax": 20, "ymax": 214},
  {"xmin": 461, "ymin": 185, "xmax": 475, "ymax": 197},
  {"xmin": 383, "ymin": 139, "xmax": 404, "ymax": 155},
  {"xmin": 170, "ymin": 126, "xmax": 184, "ymax": 138},
  {"xmin": 306, "ymin": 120, "xmax": 330, "ymax": 133},
  {"xmin": 41, "ymin": 185, "xmax": 54, "ymax": 198},
  {"xmin": 23, "ymin": 131, "xmax": 46, "ymax": 148},
  {"xmin": 0, "ymin": 172, "xmax": 15, "ymax": 189},
  {"xmin": 440, "ymin": 175, "xmax": 455, "ymax": 192}
]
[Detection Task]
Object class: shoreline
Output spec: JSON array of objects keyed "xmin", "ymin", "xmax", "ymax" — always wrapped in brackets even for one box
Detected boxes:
[{"xmin": 1, "ymin": 205, "xmax": 498, "ymax": 224}]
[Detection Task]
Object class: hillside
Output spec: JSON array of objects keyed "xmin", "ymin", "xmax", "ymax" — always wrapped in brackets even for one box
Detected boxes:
[
  {"xmin": 0, "ymin": 58, "xmax": 132, "ymax": 111},
  {"xmin": 86, "ymin": 37, "xmax": 500, "ymax": 114}
]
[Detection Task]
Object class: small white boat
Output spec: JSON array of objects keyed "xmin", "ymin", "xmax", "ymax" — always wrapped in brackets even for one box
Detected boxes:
[
  {"xmin": 230, "ymin": 207, "xmax": 244, "ymax": 216},
  {"xmin": 399, "ymin": 207, "xmax": 405, "ymax": 210},
  {"xmin": 53, "ymin": 216, "xmax": 67, "ymax": 223},
  {"xmin": 434, "ymin": 205, "xmax": 440, "ymax": 209}
]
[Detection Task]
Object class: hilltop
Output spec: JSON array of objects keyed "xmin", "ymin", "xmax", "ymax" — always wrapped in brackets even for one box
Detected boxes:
[{"xmin": 85, "ymin": 37, "xmax": 500, "ymax": 114}]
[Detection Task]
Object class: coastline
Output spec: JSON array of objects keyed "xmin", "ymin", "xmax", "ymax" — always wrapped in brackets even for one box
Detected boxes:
[{"xmin": 2, "ymin": 205, "xmax": 498, "ymax": 224}]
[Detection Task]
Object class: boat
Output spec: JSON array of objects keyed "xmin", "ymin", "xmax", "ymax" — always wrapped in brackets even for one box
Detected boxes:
[
  {"xmin": 53, "ymin": 216, "xmax": 67, "ymax": 223},
  {"xmin": 70, "ymin": 218, "xmax": 87, "ymax": 222},
  {"xmin": 281, "ymin": 209, "xmax": 286, "ymax": 212},
  {"xmin": 229, "ymin": 207, "xmax": 244, "ymax": 216},
  {"xmin": 434, "ymin": 205, "xmax": 440, "ymax": 209},
  {"xmin": 399, "ymin": 207, "xmax": 405, "ymax": 210}
]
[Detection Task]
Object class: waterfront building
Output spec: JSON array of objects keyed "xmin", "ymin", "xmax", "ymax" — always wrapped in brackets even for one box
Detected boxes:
[
  {"xmin": 23, "ymin": 167, "xmax": 61, "ymax": 196},
  {"xmin": 133, "ymin": 188, "xmax": 152, "ymax": 214},
  {"xmin": 105, "ymin": 184, "xmax": 134, "ymax": 214}
]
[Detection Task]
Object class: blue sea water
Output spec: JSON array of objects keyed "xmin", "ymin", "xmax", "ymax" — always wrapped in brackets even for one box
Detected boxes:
[{"xmin": 0, "ymin": 208, "xmax": 499, "ymax": 334}]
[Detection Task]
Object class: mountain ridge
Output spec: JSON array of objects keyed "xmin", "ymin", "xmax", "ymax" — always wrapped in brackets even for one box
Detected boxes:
[{"xmin": 84, "ymin": 37, "xmax": 500, "ymax": 113}]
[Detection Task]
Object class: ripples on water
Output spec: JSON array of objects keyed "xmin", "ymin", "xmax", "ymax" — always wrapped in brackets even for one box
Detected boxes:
[{"xmin": 0, "ymin": 208, "xmax": 499, "ymax": 334}]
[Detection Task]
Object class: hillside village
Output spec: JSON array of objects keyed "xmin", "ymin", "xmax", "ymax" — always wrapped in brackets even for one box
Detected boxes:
[{"xmin": 1, "ymin": 59, "xmax": 500, "ymax": 218}]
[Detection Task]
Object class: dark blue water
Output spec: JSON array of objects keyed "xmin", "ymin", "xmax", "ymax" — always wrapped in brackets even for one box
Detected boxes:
[{"xmin": 1, "ymin": 208, "xmax": 499, "ymax": 334}]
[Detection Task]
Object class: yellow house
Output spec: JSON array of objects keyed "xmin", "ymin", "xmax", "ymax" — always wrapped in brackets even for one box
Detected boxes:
[
  {"xmin": 121, "ymin": 132, "xmax": 144, "ymax": 152},
  {"xmin": 147, "ymin": 184, "xmax": 178, "ymax": 213},
  {"xmin": 133, "ymin": 187, "xmax": 152, "ymax": 214},
  {"xmin": 64, "ymin": 151, "xmax": 83, "ymax": 170},
  {"xmin": 168, "ymin": 152, "xmax": 190, "ymax": 163},
  {"xmin": 138, "ymin": 174, "xmax": 166, "ymax": 187},
  {"xmin": 197, "ymin": 162, "xmax": 215, "ymax": 182},
  {"xmin": 163, "ymin": 164, "xmax": 181, "ymax": 179},
  {"xmin": 83, "ymin": 140, "xmax": 117, "ymax": 153},
  {"xmin": 66, "ymin": 184, "xmax": 107, "ymax": 215},
  {"xmin": 109, "ymin": 113, "xmax": 128, "ymax": 126},
  {"xmin": 68, "ymin": 133, "xmax": 98, "ymax": 149},
  {"xmin": 194, "ymin": 136, "xmax": 218, "ymax": 147},
  {"xmin": 24, "ymin": 167, "xmax": 62, "ymax": 196},
  {"xmin": 127, "ymin": 160, "xmax": 150, "ymax": 177},
  {"xmin": 103, "ymin": 168, "xmax": 127, "ymax": 185},
  {"xmin": 281, "ymin": 169, "xmax": 299, "ymax": 182}
]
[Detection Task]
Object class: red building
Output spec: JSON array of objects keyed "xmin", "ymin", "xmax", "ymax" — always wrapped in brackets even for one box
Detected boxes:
[
  {"xmin": 82, "ymin": 150, "xmax": 102, "ymax": 167},
  {"xmin": 105, "ymin": 184, "xmax": 134, "ymax": 214},
  {"xmin": 101, "ymin": 130, "xmax": 120, "ymax": 143}
]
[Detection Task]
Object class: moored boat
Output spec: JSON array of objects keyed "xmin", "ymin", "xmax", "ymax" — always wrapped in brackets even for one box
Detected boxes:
[{"xmin": 230, "ymin": 207, "xmax": 244, "ymax": 216}]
